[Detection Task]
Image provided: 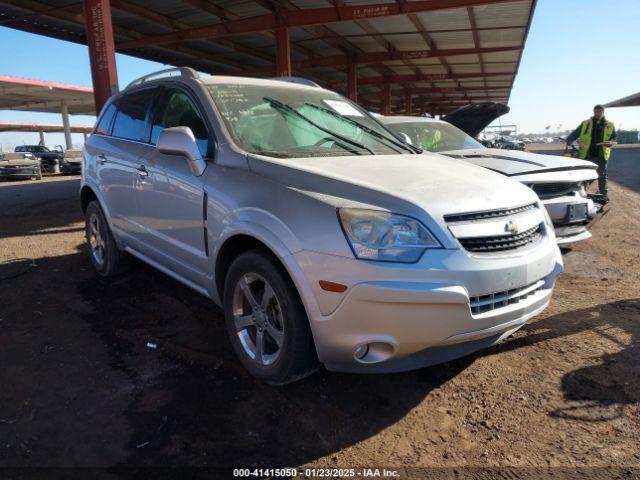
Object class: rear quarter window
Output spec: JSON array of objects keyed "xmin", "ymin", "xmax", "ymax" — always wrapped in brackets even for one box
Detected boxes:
[{"xmin": 94, "ymin": 103, "xmax": 117, "ymax": 135}]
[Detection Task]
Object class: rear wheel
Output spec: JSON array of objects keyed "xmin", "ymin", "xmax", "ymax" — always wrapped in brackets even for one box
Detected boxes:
[
  {"xmin": 84, "ymin": 201, "xmax": 129, "ymax": 277},
  {"xmin": 223, "ymin": 249, "xmax": 318, "ymax": 385}
]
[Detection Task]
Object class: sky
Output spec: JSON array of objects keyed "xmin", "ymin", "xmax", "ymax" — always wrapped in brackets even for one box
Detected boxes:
[{"xmin": 0, "ymin": 0, "xmax": 639, "ymax": 150}]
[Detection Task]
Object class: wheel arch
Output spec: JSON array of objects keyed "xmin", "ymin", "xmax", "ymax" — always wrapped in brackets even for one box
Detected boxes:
[
  {"xmin": 80, "ymin": 184, "xmax": 99, "ymax": 213},
  {"xmin": 214, "ymin": 233, "xmax": 288, "ymax": 303}
]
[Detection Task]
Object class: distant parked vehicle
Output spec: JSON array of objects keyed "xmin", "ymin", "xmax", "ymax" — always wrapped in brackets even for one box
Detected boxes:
[
  {"xmin": 0, "ymin": 152, "xmax": 41, "ymax": 181},
  {"xmin": 14, "ymin": 145, "xmax": 63, "ymax": 173},
  {"xmin": 494, "ymin": 135, "xmax": 525, "ymax": 150},
  {"xmin": 60, "ymin": 149, "xmax": 82, "ymax": 174}
]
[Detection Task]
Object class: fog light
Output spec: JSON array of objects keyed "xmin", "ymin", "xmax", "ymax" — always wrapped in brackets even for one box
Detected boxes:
[{"xmin": 354, "ymin": 344, "xmax": 369, "ymax": 360}]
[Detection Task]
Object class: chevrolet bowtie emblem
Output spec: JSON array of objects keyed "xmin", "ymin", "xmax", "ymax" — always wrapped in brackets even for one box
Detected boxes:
[{"xmin": 505, "ymin": 221, "xmax": 520, "ymax": 234}]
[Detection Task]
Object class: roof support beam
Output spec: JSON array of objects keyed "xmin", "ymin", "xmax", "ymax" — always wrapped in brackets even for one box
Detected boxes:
[
  {"xmin": 252, "ymin": 46, "xmax": 519, "ymax": 72},
  {"xmin": 83, "ymin": 0, "xmax": 118, "ymax": 113},
  {"xmin": 405, "ymin": 92, "xmax": 413, "ymax": 115},
  {"xmin": 347, "ymin": 62, "xmax": 358, "ymax": 102},
  {"xmin": 117, "ymin": 0, "xmax": 516, "ymax": 49},
  {"xmin": 355, "ymin": 71, "xmax": 514, "ymax": 86},
  {"xmin": 382, "ymin": 83, "xmax": 391, "ymax": 116},
  {"xmin": 275, "ymin": 27, "xmax": 291, "ymax": 77}
]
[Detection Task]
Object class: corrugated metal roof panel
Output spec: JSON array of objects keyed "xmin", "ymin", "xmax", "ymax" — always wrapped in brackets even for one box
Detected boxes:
[
  {"xmin": 415, "ymin": 8, "xmax": 471, "ymax": 31},
  {"xmin": 478, "ymin": 28, "xmax": 526, "ymax": 48},
  {"xmin": 0, "ymin": 0, "xmax": 537, "ymax": 114},
  {"xmin": 443, "ymin": 54, "xmax": 480, "ymax": 64},
  {"xmin": 386, "ymin": 33, "xmax": 428, "ymax": 51},
  {"xmin": 473, "ymin": 0, "xmax": 533, "ymax": 28},
  {"xmin": 449, "ymin": 64, "xmax": 482, "ymax": 74},
  {"xmin": 429, "ymin": 31, "xmax": 475, "ymax": 49},
  {"xmin": 482, "ymin": 50, "xmax": 522, "ymax": 62}
]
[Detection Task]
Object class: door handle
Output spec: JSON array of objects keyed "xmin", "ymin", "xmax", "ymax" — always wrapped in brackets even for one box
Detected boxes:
[
  {"xmin": 97, "ymin": 154, "xmax": 107, "ymax": 165},
  {"xmin": 137, "ymin": 165, "xmax": 149, "ymax": 177}
]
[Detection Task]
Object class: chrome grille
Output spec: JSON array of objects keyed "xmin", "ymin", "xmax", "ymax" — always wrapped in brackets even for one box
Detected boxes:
[
  {"xmin": 458, "ymin": 224, "xmax": 543, "ymax": 252},
  {"xmin": 443, "ymin": 203, "xmax": 536, "ymax": 223},
  {"xmin": 529, "ymin": 182, "xmax": 578, "ymax": 198},
  {"xmin": 470, "ymin": 280, "xmax": 545, "ymax": 315}
]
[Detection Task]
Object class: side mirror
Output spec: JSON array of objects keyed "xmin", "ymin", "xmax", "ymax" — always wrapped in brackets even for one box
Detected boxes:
[
  {"xmin": 398, "ymin": 132, "xmax": 413, "ymax": 145},
  {"xmin": 156, "ymin": 126, "xmax": 207, "ymax": 177}
]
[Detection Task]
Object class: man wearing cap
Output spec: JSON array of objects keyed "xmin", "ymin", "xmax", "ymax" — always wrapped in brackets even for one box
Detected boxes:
[{"xmin": 566, "ymin": 104, "xmax": 617, "ymax": 200}]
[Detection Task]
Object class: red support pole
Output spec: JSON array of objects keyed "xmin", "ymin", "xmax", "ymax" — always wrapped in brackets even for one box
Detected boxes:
[
  {"xmin": 405, "ymin": 92, "xmax": 413, "ymax": 115},
  {"xmin": 84, "ymin": 0, "xmax": 119, "ymax": 113},
  {"xmin": 382, "ymin": 83, "xmax": 391, "ymax": 116},
  {"xmin": 347, "ymin": 62, "xmax": 357, "ymax": 102},
  {"xmin": 275, "ymin": 27, "xmax": 291, "ymax": 77}
]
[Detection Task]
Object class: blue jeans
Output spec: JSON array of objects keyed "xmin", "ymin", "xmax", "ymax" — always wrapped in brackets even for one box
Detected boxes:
[{"xmin": 588, "ymin": 156, "xmax": 608, "ymax": 195}]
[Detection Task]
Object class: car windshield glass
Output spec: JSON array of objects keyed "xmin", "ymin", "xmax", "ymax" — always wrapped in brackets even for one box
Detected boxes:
[
  {"xmin": 26, "ymin": 146, "xmax": 50, "ymax": 153},
  {"xmin": 207, "ymin": 83, "xmax": 400, "ymax": 158},
  {"xmin": 385, "ymin": 121, "xmax": 483, "ymax": 152}
]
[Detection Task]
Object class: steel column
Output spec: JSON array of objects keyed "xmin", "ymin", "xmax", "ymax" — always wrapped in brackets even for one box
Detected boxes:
[
  {"xmin": 61, "ymin": 101, "xmax": 73, "ymax": 150},
  {"xmin": 84, "ymin": 0, "xmax": 119, "ymax": 113},
  {"xmin": 275, "ymin": 27, "xmax": 291, "ymax": 77},
  {"xmin": 405, "ymin": 92, "xmax": 413, "ymax": 115},
  {"xmin": 347, "ymin": 62, "xmax": 357, "ymax": 102},
  {"xmin": 38, "ymin": 130, "xmax": 45, "ymax": 146},
  {"xmin": 382, "ymin": 83, "xmax": 391, "ymax": 116}
]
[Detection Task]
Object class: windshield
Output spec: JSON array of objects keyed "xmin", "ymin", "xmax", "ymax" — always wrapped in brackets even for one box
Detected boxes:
[
  {"xmin": 385, "ymin": 121, "xmax": 483, "ymax": 152},
  {"xmin": 207, "ymin": 83, "xmax": 402, "ymax": 158},
  {"xmin": 25, "ymin": 146, "xmax": 50, "ymax": 153}
]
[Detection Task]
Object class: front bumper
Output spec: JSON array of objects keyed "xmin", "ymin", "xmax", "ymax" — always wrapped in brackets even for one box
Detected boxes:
[
  {"xmin": 0, "ymin": 166, "xmax": 39, "ymax": 179},
  {"xmin": 291, "ymin": 237, "xmax": 562, "ymax": 373},
  {"xmin": 543, "ymin": 193, "xmax": 603, "ymax": 244}
]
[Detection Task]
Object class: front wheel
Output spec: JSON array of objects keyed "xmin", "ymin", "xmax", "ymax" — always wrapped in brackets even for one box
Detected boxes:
[
  {"xmin": 84, "ymin": 201, "xmax": 129, "ymax": 277},
  {"xmin": 223, "ymin": 249, "xmax": 318, "ymax": 385}
]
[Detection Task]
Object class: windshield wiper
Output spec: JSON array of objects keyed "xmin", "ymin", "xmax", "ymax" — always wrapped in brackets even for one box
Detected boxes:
[
  {"xmin": 263, "ymin": 97, "xmax": 374, "ymax": 156},
  {"xmin": 303, "ymin": 102, "xmax": 422, "ymax": 154}
]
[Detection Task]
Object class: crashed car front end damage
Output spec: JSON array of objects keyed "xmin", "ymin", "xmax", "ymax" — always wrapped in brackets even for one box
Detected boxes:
[
  {"xmin": 380, "ymin": 115, "xmax": 604, "ymax": 245},
  {"xmin": 509, "ymin": 168, "xmax": 604, "ymax": 244}
]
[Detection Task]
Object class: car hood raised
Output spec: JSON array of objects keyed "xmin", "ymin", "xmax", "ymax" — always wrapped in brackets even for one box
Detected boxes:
[
  {"xmin": 248, "ymin": 153, "xmax": 538, "ymax": 227},
  {"xmin": 441, "ymin": 148, "xmax": 598, "ymax": 177},
  {"xmin": 442, "ymin": 102, "xmax": 510, "ymax": 138}
]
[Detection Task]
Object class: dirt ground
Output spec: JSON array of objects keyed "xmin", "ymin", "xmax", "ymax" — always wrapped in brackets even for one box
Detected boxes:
[{"xmin": 0, "ymin": 147, "xmax": 638, "ymax": 478}]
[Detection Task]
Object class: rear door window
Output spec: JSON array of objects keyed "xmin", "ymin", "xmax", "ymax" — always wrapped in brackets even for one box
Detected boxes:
[
  {"xmin": 149, "ymin": 89, "xmax": 209, "ymax": 156},
  {"xmin": 112, "ymin": 89, "xmax": 155, "ymax": 142}
]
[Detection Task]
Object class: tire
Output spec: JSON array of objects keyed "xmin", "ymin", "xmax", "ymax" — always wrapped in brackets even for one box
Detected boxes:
[
  {"xmin": 223, "ymin": 249, "xmax": 318, "ymax": 385},
  {"xmin": 84, "ymin": 201, "xmax": 129, "ymax": 277}
]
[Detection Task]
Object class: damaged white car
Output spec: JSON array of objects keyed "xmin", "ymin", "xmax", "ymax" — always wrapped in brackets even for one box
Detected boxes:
[{"xmin": 381, "ymin": 108, "xmax": 602, "ymax": 244}]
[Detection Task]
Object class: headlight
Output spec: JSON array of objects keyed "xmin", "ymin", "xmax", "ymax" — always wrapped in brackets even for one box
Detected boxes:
[{"xmin": 338, "ymin": 208, "xmax": 441, "ymax": 263}]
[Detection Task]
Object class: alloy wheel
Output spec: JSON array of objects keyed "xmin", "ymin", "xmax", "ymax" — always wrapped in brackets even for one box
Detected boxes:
[
  {"xmin": 88, "ymin": 213, "xmax": 105, "ymax": 267},
  {"xmin": 232, "ymin": 273, "xmax": 285, "ymax": 366}
]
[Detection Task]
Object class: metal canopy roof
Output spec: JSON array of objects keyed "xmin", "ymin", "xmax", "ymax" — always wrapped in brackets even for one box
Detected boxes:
[
  {"xmin": 604, "ymin": 92, "xmax": 640, "ymax": 109},
  {"xmin": 0, "ymin": 121, "xmax": 93, "ymax": 133},
  {"xmin": 0, "ymin": 0, "xmax": 537, "ymax": 115},
  {"xmin": 0, "ymin": 75, "xmax": 95, "ymax": 115}
]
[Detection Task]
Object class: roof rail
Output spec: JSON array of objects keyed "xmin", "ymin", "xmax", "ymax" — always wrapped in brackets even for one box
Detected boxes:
[
  {"xmin": 125, "ymin": 67, "xmax": 198, "ymax": 90},
  {"xmin": 271, "ymin": 76, "xmax": 322, "ymax": 88}
]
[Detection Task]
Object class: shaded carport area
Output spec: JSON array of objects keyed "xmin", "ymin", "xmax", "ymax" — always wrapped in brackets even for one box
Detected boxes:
[
  {"xmin": 0, "ymin": 121, "xmax": 93, "ymax": 145},
  {"xmin": 0, "ymin": 0, "xmax": 537, "ymax": 117}
]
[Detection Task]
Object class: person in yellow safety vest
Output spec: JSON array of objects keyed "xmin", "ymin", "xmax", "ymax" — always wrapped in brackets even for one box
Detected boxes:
[
  {"xmin": 566, "ymin": 104, "xmax": 617, "ymax": 201},
  {"xmin": 418, "ymin": 128, "xmax": 442, "ymax": 151}
]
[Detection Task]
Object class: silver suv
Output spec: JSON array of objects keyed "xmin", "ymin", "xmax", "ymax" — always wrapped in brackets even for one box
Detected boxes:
[{"xmin": 81, "ymin": 68, "xmax": 563, "ymax": 384}]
